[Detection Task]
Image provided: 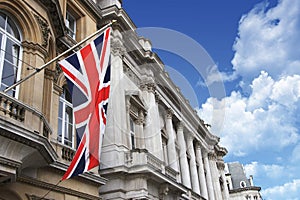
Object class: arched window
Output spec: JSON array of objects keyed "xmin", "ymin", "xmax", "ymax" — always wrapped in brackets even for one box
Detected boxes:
[
  {"xmin": 0, "ymin": 12, "xmax": 22, "ymax": 97},
  {"xmin": 57, "ymin": 85, "xmax": 75, "ymax": 148}
]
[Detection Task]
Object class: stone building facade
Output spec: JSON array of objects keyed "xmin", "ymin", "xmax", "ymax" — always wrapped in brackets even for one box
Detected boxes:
[
  {"xmin": 225, "ymin": 162, "xmax": 262, "ymax": 200},
  {"xmin": 0, "ymin": 0, "xmax": 230, "ymax": 199}
]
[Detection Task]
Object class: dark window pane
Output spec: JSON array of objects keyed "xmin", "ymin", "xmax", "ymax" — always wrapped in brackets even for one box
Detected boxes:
[
  {"xmin": 5, "ymin": 39, "xmax": 20, "ymax": 65},
  {"xmin": 58, "ymin": 101, "xmax": 63, "ymax": 118},
  {"xmin": 0, "ymin": 33, "xmax": 2, "ymax": 48},
  {"xmin": 2, "ymin": 60, "xmax": 16, "ymax": 87},
  {"xmin": 57, "ymin": 118, "xmax": 63, "ymax": 138},
  {"xmin": 0, "ymin": 13, "xmax": 5, "ymax": 29},
  {"xmin": 6, "ymin": 17, "xmax": 20, "ymax": 40}
]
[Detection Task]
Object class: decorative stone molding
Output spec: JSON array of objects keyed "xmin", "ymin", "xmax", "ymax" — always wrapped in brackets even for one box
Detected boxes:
[
  {"xmin": 154, "ymin": 91, "xmax": 160, "ymax": 103},
  {"xmin": 140, "ymin": 81, "xmax": 156, "ymax": 94},
  {"xmin": 54, "ymin": 63, "xmax": 63, "ymax": 83},
  {"xmin": 111, "ymin": 38, "xmax": 126, "ymax": 57},
  {"xmin": 159, "ymin": 183, "xmax": 169, "ymax": 198},
  {"xmin": 216, "ymin": 161, "xmax": 225, "ymax": 170},
  {"xmin": 166, "ymin": 108, "xmax": 173, "ymax": 119},
  {"xmin": 177, "ymin": 121, "xmax": 184, "ymax": 131},
  {"xmin": 18, "ymin": 176, "xmax": 102, "ymax": 200},
  {"xmin": 44, "ymin": 68, "xmax": 55, "ymax": 81},
  {"xmin": 26, "ymin": 194, "xmax": 53, "ymax": 200},
  {"xmin": 22, "ymin": 41, "xmax": 48, "ymax": 59},
  {"xmin": 123, "ymin": 63, "xmax": 140, "ymax": 85},
  {"xmin": 208, "ymin": 152, "xmax": 217, "ymax": 161},
  {"xmin": 135, "ymin": 111, "xmax": 145, "ymax": 125},
  {"xmin": 33, "ymin": 14, "xmax": 51, "ymax": 48}
]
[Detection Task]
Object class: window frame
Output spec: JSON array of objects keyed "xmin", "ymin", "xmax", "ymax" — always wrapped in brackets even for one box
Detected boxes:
[
  {"xmin": 0, "ymin": 12, "xmax": 22, "ymax": 98},
  {"xmin": 57, "ymin": 85, "xmax": 75, "ymax": 149},
  {"xmin": 129, "ymin": 117, "xmax": 136, "ymax": 149},
  {"xmin": 65, "ymin": 11, "xmax": 76, "ymax": 40}
]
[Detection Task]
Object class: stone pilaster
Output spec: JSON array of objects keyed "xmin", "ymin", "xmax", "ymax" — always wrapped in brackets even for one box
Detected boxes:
[
  {"xmin": 208, "ymin": 153, "xmax": 223, "ymax": 200},
  {"xmin": 141, "ymin": 80, "xmax": 163, "ymax": 160},
  {"xmin": 203, "ymin": 152, "xmax": 215, "ymax": 200},
  {"xmin": 195, "ymin": 143, "xmax": 208, "ymax": 199},
  {"xmin": 177, "ymin": 122, "xmax": 191, "ymax": 188},
  {"xmin": 186, "ymin": 135, "xmax": 200, "ymax": 194},
  {"xmin": 165, "ymin": 108, "xmax": 178, "ymax": 171},
  {"xmin": 135, "ymin": 110, "xmax": 145, "ymax": 149}
]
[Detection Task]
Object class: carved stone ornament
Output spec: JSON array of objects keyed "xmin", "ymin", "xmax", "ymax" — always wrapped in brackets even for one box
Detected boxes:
[
  {"xmin": 208, "ymin": 152, "xmax": 217, "ymax": 160},
  {"xmin": 123, "ymin": 64, "xmax": 140, "ymax": 85},
  {"xmin": 217, "ymin": 161, "xmax": 225, "ymax": 170},
  {"xmin": 111, "ymin": 38, "xmax": 126, "ymax": 56},
  {"xmin": 54, "ymin": 63, "xmax": 63, "ymax": 83},
  {"xmin": 166, "ymin": 108, "xmax": 174, "ymax": 119},
  {"xmin": 34, "ymin": 14, "xmax": 51, "ymax": 48},
  {"xmin": 135, "ymin": 111, "xmax": 145, "ymax": 125}
]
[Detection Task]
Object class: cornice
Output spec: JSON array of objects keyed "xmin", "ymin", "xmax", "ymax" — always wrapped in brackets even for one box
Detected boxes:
[
  {"xmin": 36, "ymin": 0, "xmax": 65, "ymax": 38},
  {"xmin": 18, "ymin": 175, "xmax": 102, "ymax": 200},
  {"xmin": 22, "ymin": 41, "xmax": 48, "ymax": 59},
  {"xmin": 50, "ymin": 162, "xmax": 107, "ymax": 185},
  {"xmin": 229, "ymin": 186, "xmax": 261, "ymax": 193}
]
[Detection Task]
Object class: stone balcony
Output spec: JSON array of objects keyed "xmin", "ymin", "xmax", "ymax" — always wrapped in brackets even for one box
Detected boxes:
[
  {"xmin": 0, "ymin": 92, "xmax": 56, "ymax": 184},
  {"xmin": 125, "ymin": 149, "xmax": 179, "ymax": 183}
]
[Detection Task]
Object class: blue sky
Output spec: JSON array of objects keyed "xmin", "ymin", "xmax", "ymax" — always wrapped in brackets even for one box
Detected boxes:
[{"xmin": 124, "ymin": 0, "xmax": 300, "ymax": 199}]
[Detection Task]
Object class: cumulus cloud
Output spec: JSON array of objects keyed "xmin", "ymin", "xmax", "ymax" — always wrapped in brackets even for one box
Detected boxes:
[
  {"xmin": 231, "ymin": 0, "xmax": 300, "ymax": 82},
  {"xmin": 244, "ymin": 162, "xmax": 286, "ymax": 180},
  {"xmin": 196, "ymin": 0, "xmax": 300, "ymax": 198},
  {"xmin": 199, "ymin": 72, "xmax": 300, "ymax": 156},
  {"xmin": 261, "ymin": 179, "xmax": 300, "ymax": 200},
  {"xmin": 196, "ymin": 64, "xmax": 238, "ymax": 87}
]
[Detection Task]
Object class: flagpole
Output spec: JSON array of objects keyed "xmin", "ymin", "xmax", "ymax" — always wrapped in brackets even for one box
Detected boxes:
[{"xmin": 4, "ymin": 20, "xmax": 116, "ymax": 93}]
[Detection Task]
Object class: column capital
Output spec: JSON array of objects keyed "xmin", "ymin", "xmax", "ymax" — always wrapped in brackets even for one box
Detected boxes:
[
  {"xmin": 208, "ymin": 152, "xmax": 217, "ymax": 160},
  {"xmin": 135, "ymin": 111, "xmax": 145, "ymax": 125},
  {"xmin": 195, "ymin": 142, "xmax": 202, "ymax": 150},
  {"xmin": 111, "ymin": 38, "xmax": 126, "ymax": 57},
  {"xmin": 216, "ymin": 161, "xmax": 225, "ymax": 170},
  {"xmin": 186, "ymin": 133, "xmax": 194, "ymax": 144},
  {"xmin": 140, "ymin": 82, "xmax": 156, "ymax": 94},
  {"xmin": 166, "ymin": 108, "xmax": 173, "ymax": 119},
  {"xmin": 177, "ymin": 121, "xmax": 184, "ymax": 131}
]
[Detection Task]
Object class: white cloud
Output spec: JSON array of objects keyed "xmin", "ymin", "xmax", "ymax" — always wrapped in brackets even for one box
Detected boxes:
[
  {"xmin": 196, "ymin": 64, "xmax": 238, "ymax": 87},
  {"xmin": 198, "ymin": 72, "xmax": 300, "ymax": 156},
  {"xmin": 231, "ymin": 0, "xmax": 300, "ymax": 82},
  {"xmin": 244, "ymin": 161, "xmax": 258, "ymax": 177},
  {"xmin": 244, "ymin": 162, "xmax": 285, "ymax": 180},
  {"xmin": 261, "ymin": 179, "xmax": 300, "ymax": 200}
]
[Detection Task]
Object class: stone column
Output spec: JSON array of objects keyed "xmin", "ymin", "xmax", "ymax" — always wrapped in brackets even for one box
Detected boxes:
[
  {"xmin": 186, "ymin": 135, "xmax": 200, "ymax": 194},
  {"xmin": 219, "ymin": 164, "xmax": 230, "ymax": 200},
  {"xmin": 209, "ymin": 153, "xmax": 223, "ymax": 200},
  {"xmin": 142, "ymin": 81, "xmax": 163, "ymax": 160},
  {"xmin": 176, "ymin": 122, "xmax": 191, "ymax": 188},
  {"xmin": 100, "ymin": 29, "xmax": 127, "ymax": 168},
  {"xmin": 195, "ymin": 143, "xmax": 208, "ymax": 199},
  {"xmin": 203, "ymin": 152, "xmax": 215, "ymax": 200},
  {"xmin": 165, "ymin": 108, "xmax": 178, "ymax": 171},
  {"xmin": 135, "ymin": 110, "xmax": 145, "ymax": 149}
]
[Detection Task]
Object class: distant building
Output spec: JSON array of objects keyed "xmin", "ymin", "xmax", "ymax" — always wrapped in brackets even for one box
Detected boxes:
[{"xmin": 225, "ymin": 162, "xmax": 262, "ymax": 200}]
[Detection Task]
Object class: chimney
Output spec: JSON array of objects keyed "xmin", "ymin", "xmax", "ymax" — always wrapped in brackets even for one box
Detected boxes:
[{"xmin": 249, "ymin": 175, "xmax": 254, "ymax": 186}]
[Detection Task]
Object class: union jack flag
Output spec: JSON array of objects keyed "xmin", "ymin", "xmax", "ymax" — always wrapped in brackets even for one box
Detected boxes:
[{"xmin": 59, "ymin": 28, "xmax": 111, "ymax": 180}]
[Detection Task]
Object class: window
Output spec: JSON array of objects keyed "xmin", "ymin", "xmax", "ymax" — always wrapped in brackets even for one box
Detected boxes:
[
  {"xmin": 240, "ymin": 181, "xmax": 247, "ymax": 188},
  {"xmin": 0, "ymin": 12, "xmax": 22, "ymax": 97},
  {"xmin": 161, "ymin": 130, "xmax": 168, "ymax": 164},
  {"xmin": 66, "ymin": 11, "xmax": 76, "ymax": 39},
  {"xmin": 58, "ymin": 85, "xmax": 75, "ymax": 148},
  {"xmin": 130, "ymin": 117, "xmax": 135, "ymax": 149}
]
